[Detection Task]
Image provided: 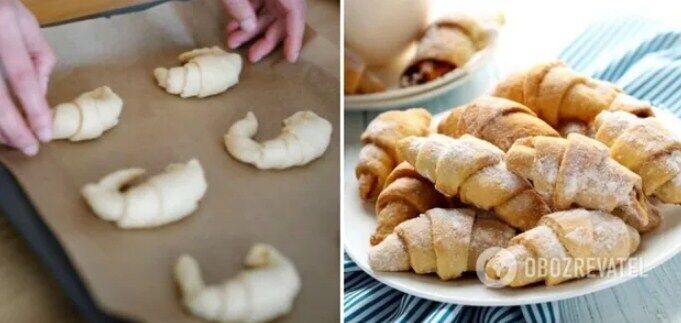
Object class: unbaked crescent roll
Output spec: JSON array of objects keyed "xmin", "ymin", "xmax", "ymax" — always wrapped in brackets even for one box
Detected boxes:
[
  {"xmin": 52, "ymin": 86, "xmax": 123, "ymax": 141},
  {"xmin": 224, "ymin": 111, "xmax": 332, "ymax": 169},
  {"xmin": 370, "ymin": 208, "xmax": 515, "ymax": 280},
  {"xmin": 81, "ymin": 159, "xmax": 207, "ymax": 229},
  {"xmin": 154, "ymin": 46, "xmax": 242, "ymax": 98},
  {"xmin": 485, "ymin": 209, "xmax": 640, "ymax": 287},
  {"xmin": 175, "ymin": 244, "xmax": 301, "ymax": 323}
]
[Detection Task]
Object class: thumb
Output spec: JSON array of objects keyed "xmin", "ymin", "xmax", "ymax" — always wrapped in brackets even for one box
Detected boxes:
[{"xmin": 221, "ymin": 0, "xmax": 257, "ymax": 32}]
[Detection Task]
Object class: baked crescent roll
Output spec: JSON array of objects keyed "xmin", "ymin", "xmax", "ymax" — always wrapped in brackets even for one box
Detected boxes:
[
  {"xmin": 493, "ymin": 61, "xmax": 654, "ymax": 127},
  {"xmin": 345, "ymin": 49, "xmax": 386, "ymax": 95},
  {"xmin": 398, "ymin": 134, "xmax": 550, "ymax": 230},
  {"xmin": 485, "ymin": 209, "xmax": 639, "ymax": 287},
  {"xmin": 401, "ymin": 15, "xmax": 488, "ymax": 87},
  {"xmin": 594, "ymin": 110, "xmax": 681, "ymax": 203},
  {"xmin": 438, "ymin": 96, "xmax": 559, "ymax": 151},
  {"xmin": 370, "ymin": 208, "xmax": 515, "ymax": 280},
  {"xmin": 506, "ymin": 133, "xmax": 660, "ymax": 232},
  {"xmin": 356, "ymin": 108, "xmax": 431, "ymax": 200},
  {"xmin": 371, "ymin": 162, "xmax": 449, "ymax": 245}
]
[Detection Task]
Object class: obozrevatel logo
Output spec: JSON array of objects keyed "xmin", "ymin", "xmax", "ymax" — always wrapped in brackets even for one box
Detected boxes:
[
  {"xmin": 475, "ymin": 246, "xmax": 516, "ymax": 288},
  {"xmin": 475, "ymin": 246, "xmax": 647, "ymax": 288}
]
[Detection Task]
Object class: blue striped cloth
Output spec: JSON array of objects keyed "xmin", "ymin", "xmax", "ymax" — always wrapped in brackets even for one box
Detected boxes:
[{"xmin": 345, "ymin": 17, "xmax": 681, "ymax": 323}]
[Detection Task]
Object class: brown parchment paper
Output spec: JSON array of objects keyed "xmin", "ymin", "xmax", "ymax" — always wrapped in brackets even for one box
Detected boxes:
[{"xmin": 0, "ymin": 1, "xmax": 340, "ymax": 322}]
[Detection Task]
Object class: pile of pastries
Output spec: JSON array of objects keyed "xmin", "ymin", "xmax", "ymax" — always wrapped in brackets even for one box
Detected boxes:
[{"xmin": 356, "ymin": 60, "xmax": 681, "ymax": 287}]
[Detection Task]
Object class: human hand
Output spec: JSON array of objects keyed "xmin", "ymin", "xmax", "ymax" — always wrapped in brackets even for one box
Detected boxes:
[
  {"xmin": 0, "ymin": 0, "xmax": 56, "ymax": 156},
  {"xmin": 221, "ymin": 0, "xmax": 306, "ymax": 63}
]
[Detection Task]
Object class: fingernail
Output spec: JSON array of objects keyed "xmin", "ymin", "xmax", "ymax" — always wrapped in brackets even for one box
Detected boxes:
[
  {"xmin": 241, "ymin": 18, "xmax": 257, "ymax": 32},
  {"xmin": 288, "ymin": 50, "xmax": 300, "ymax": 63},
  {"xmin": 251, "ymin": 53, "xmax": 263, "ymax": 63},
  {"xmin": 37, "ymin": 128, "xmax": 52, "ymax": 142},
  {"xmin": 22, "ymin": 144, "xmax": 39, "ymax": 156},
  {"xmin": 229, "ymin": 40, "xmax": 243, "ymax": 49}
]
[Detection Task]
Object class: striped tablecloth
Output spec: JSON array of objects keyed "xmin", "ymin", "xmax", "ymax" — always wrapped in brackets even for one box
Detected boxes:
[{"xmin": 344, "ymin": 17, "xmax": 681, "ymax": 323}]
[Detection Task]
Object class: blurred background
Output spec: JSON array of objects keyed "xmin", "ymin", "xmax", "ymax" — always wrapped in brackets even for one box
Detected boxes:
[{"xmin": 345, "ymin": 0, "xmax": 681, "ymax": 112}]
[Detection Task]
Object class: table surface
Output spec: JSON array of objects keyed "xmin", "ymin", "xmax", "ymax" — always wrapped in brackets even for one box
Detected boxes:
[{"xmin": 345, "ymin": 1, "xmax": 681, "ymax": 322}]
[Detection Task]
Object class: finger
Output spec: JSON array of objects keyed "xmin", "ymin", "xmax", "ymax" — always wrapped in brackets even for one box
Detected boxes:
[
  {"xmin": 220, "ymin": 0, "xmax": 257, "ymax": 32},
  {"xmin": 249, "ymin": 20, "xmax": 285, "ymax": 62},
  {"xmin": 0, "ymin": 79, "xmax": 39, "ymax": 156},
  {"xmin": 226, "ymin": 20, "xmax": 240, "ymax": 33},
  {"xmin": 0, "ymin": 11, "xmax": 52, "ymax": 143},
  {"xmin": 227, "ymin": 13, "xmax": 276, "ymax": 49},
  {"xmin": 225, "ymin": 0, "xmax": 265, "ymax": 34},
  {"xmin": 283, "ymin": 1, "xmax": 306, "ymax": 62},
  {"xmin": 250, "ymin": 0, "xmax": 264, "ymax": 13},
  {"xmin": 16, "ymin": 3, "xmax": 56, "ymax": 94}
]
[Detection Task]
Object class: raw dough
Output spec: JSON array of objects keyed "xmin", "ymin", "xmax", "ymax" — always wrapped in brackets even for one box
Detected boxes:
[
  {"xmin": 52, "ymin": 86, "xmax": 123, "ymax": 141},
  {"xmin": 175, "ymin": 244, "xmax": 301, "ymax": 323},
  {"xmin": 224, "ymin": 111, "xmax": 333, "ymax": 169},
  {"xmin": 81, "ymin": 159, "xmax": 207, "ymax": 229},
  {"xmin": 154, "ymin": 46, "xmax": 242, "ymax": 98}
]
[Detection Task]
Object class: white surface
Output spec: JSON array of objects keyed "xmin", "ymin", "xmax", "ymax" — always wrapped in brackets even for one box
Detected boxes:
[
  {"xmin": 344, "ymin": 108, "xmax": 681, "ymax": 306},
  {"xmin": 344, "ymin": 0, "xmax": 429, "ymax": 66}
]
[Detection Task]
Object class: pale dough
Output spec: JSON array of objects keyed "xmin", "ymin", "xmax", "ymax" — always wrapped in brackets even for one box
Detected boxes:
[
  {"xmin": 81, "ymin": 159, "xmax": 207, "ymax": 229},
  {"xmin": 154, "ymin": 46, "xmax": 242, "ymax": 98},
  {"xmin": 175, "ymin": 244, "xmax": 301, "ymax": 323},
  {"xmin": 224, "ymin": 111, "xmax": 333, "ymax": 169},
  {"xmin": 52, "ymin": 86, "xmax": 123, "ymax": 141}
]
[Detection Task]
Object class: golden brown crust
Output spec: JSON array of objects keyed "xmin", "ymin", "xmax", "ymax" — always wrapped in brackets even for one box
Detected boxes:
[
  {"xmin": 369, "ymin": 208, "xmax": 515, "ymax": 280},
  {"xmin": 485, "ymin": 209, "xmax": 640, "ymax": 287},
  {"xmin": 438, "ymin": 96, "xmax": 559, "ymax": 151},
  {"xmin": 401, "ymin": 15, "xmax": 487, "ymax": 87},
  {"xmin": 356, "ymin": 108, "xmax": 432, "ymax": 201},
  {"xmin": 344, "ymin": 49, "xmax": 386, "ymax": 95},
  {"xmin": 557, "ymin": 120, "xmax": 593, "ymax": 137},
  {"xmin": 356, "ymin": 144, "xmax": 393, "ymax": 200},
  {"xmin": 506, "ymin": 133, "xmax": 660, "ymax": 232},
  {"xmin": 594, "ymin": 110, "xmax": 681, "ymax": 203},
  {"xmin": 493, "ymin": 61, "xmax": 654, "ymax": 126},
  {"xmin": 398, "ymin": 134, "xmax": 550, "ymax": 230},
  {"xmin": 371, "ymin": 162, "xmax": 448, "ymax": 245}
]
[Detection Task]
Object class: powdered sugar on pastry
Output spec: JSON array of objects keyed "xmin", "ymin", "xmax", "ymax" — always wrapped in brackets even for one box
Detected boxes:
[
  {"xmin": 399, "ymin": 134, "xmax": 549, "ymax": 230},
  {"xmin": 486, "ymin": 209, "xmax": 639, "ymax": 287},
  {"xmin": 506, "ymin": 133, "xmax": 659, "ymax": 232},
  {"xmin": 369, "ymin": 208, "xmax": 514, "ymax": 281},
  {"xmin": 594, "ymin": 110, "xmax": 681, "ymax": 203}
]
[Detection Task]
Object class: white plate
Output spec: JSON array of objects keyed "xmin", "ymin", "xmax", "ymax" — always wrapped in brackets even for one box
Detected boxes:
[
  {"xmin": 344, "ymin": 107, "xmax": 681, "ymax": 306},
  {"xmin": 344, "ymin": 28, "xmax": 500, "ymax": 111}
]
